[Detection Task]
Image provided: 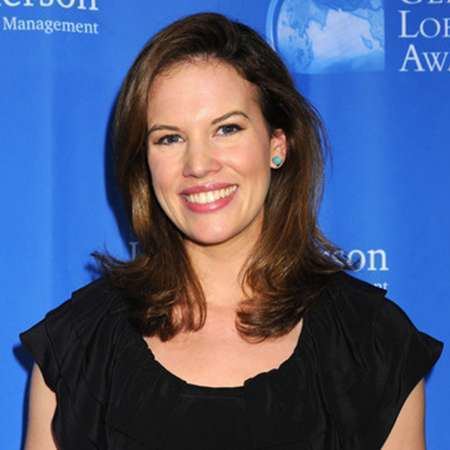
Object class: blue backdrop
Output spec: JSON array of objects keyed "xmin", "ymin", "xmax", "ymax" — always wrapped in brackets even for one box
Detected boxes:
[{"xmin": 2, "ymin": 1, "xmax": 448, "ymax": 448}]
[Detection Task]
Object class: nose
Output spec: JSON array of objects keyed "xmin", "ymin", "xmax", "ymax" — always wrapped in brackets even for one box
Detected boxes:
[{"xmin": 182, "ymin": 138, "xmax": 221, "ymax": 178}]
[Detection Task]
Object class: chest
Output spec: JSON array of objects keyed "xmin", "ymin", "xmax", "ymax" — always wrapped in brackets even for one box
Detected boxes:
[{"xmin": 144, "ymin": 318, "xmax": 303, "ymax": 387}]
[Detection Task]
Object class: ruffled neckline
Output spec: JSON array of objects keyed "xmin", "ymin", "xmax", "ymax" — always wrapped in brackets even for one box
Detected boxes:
[{"xmin": 128, "ymin": 293, "xmax": 319, "ymax": 397}]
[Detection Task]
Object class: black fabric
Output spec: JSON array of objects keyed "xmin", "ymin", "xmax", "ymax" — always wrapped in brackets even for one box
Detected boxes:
[{"xmin": 19, "ymin": 271, "xmax": 443, "ymax": 450}]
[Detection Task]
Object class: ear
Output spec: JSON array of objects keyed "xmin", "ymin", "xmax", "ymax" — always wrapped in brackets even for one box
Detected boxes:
[{"xmin": 269, "ymin": 128, "xmax": 288, "ymax": 169}]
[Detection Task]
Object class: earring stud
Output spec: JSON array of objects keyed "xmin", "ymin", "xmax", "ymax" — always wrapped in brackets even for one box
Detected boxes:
[{"xmin": 272, "ymin": 155, "xmax": 283, "ymax": 168}]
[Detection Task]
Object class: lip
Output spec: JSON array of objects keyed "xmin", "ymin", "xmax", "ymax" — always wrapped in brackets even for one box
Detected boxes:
[
  {"xmin": 179, "ymin": 182, "xmax": 238, "ymax": 195},
  {"xmin": 180, "ymin": 186, "xmax": 238, "ymax": 214}
]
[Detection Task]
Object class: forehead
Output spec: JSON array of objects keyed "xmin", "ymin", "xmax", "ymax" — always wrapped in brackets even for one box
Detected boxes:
[{"xmin": 147, "ymin": 59, "xmax": 260, "ymax": 120}]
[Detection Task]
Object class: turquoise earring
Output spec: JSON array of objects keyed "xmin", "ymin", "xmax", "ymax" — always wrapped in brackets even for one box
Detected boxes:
[{"xmin": 272, "ymin": 155, "xmax": 283, "ymax": 168}]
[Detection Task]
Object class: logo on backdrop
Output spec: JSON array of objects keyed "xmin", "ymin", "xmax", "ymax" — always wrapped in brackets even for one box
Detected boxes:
[
  {"xmin": 335, "ymin": 247, "xmax": 389, "ymax": 290},
  {"xmin": 398, "ymin": 0, "xmax": 450, "ymax": 73},
  {"xmin": 266, "ymin": 0, "xmax": 385, "ymax": 74},
  {"xmin": 1, "ymin": 0, "xmax": 100, "ymax": 35}
]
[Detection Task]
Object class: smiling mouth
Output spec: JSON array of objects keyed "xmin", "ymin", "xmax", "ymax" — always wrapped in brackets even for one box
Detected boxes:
[{"xmin": 183, "ymin": 185, "xmax": 238, "ymax": 204}]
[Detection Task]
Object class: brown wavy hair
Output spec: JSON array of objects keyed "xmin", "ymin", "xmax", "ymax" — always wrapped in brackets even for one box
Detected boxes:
[{"xmin": 94, "ymin": 12, "xmax": 353, "ymax": 342}]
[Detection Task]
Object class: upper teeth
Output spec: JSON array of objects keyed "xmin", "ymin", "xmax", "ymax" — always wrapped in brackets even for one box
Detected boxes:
[{"xmin": 185, "ymin": 185, "xmax": 237, "ymax": 204}]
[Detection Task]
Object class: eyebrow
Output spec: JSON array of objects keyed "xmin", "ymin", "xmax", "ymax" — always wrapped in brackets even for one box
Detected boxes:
[{"xmin": 146, "ymin": 110, "xmax": 250, "ymax": 137}]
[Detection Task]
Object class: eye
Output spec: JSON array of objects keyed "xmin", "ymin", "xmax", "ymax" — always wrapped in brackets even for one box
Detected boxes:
[
  {"xmin": 154, "ymin": 134, "xmax": 184, "ymax": 146},
  {"xmin": 216, "ymin": 123, "xmax": 243, "ymax": 136}
]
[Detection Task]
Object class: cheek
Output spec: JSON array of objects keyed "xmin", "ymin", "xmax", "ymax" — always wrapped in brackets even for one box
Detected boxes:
[
  {"xmin": 235, "ymin": 141, "xmax": 270, "ymax": 178},
  {"xmin": 147, "ymin": 155, "xmax": 174, "ymax": 193}
]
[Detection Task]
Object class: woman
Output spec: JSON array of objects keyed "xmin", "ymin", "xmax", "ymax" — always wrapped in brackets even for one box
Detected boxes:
[{"xmin": 20, "ymin": 12, "xmax": 443, "ymax": 450}]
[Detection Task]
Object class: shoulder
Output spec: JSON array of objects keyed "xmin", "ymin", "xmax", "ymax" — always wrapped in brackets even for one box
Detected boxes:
[
  {"xmin": 315, "ymin": 270, "xmax": 442, "ymax": 376},
  {"xmin": 309, "ymin": 270, "xmax": 389, "ymax": 341},
  {"xmin": 66, "ymin": 276, "xmax": 124, "ymax": 312},
  {"xmin": 32, "ymin": 276, "xmax": 126, "ymax": 327},
  {"xmin": 20, "ymin": 277, "xmax": 130, "ymax": 391},
  {"xmin": 310, "ymin": 270, "xmax": 443, "ymax": 448},
  {"xmin": 20, "ymin": 277, "xmax": 135, "ymax": 447},
  {"xmin": 308, "ymin": 270, "xmax": 388, "ymax": 377},
  {"xmin": 43, "ymin": 276, "xmax": 128, "ymax": 331},
  {"xmin": 321, "ymin": 270, "xmax": 442, "ymax": 358},
  {"xmin": 326, "ymin": 269, "xmax": 387, "ymax": 312}
]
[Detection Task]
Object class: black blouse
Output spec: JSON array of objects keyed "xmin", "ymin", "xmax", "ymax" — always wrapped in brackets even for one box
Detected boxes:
[{"xmin": 20, "ymin": 271, "xmax": 443, "ymax": 450}]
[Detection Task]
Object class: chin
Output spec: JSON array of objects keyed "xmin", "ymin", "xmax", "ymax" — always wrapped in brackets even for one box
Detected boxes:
[{"xmin": 184, "ymin": 228, "xmax": 239, "ymax": 246}]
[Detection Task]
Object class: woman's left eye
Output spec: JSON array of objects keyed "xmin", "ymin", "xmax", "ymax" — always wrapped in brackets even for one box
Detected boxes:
[{"xmin": 217, "ymin": 124, "xmax": 242, "ymax": 136}]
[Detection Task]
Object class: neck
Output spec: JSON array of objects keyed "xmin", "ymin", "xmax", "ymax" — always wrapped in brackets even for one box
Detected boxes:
[{"xmin": 184, "ymin": 229, "xmax": 259, "ymax": 309}]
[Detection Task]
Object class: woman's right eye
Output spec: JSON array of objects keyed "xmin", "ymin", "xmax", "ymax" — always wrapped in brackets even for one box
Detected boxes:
[{"xmin": 155, "ymin": 134, "xmax": 183, "ymax": 146}]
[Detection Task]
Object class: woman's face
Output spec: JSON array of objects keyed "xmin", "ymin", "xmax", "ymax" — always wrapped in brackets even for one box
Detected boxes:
[{"xmin": 146, "ymin": 59, "xmax": 286, "ymax": 247}]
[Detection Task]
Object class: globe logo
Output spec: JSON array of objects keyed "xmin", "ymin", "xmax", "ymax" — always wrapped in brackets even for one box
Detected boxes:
[{"xmin": 266, "ymin": 0, "xmax": 385, "ymax": 74}]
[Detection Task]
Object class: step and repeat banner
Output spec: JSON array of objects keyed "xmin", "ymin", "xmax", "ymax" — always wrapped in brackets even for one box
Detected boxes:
[{"xmin": 1, "ymin": 1, "xmax": 448, "ymax": 448}]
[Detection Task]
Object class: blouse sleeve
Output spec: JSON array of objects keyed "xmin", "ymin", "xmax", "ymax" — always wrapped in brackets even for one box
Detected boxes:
[
  {"xmin": 20, "ymin": 299, "xmax": 73, "ymax": 392},
  {"xmin": 19, "ymin": 278, "xmax": 129, "ymax": 449},
  {"xmin": 369, "ymin": 297, "xmax": 443, "ymax": 448},
  {"xmin": 318, "ymin": 273, "xmax": 444, "ymax": 450}
]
